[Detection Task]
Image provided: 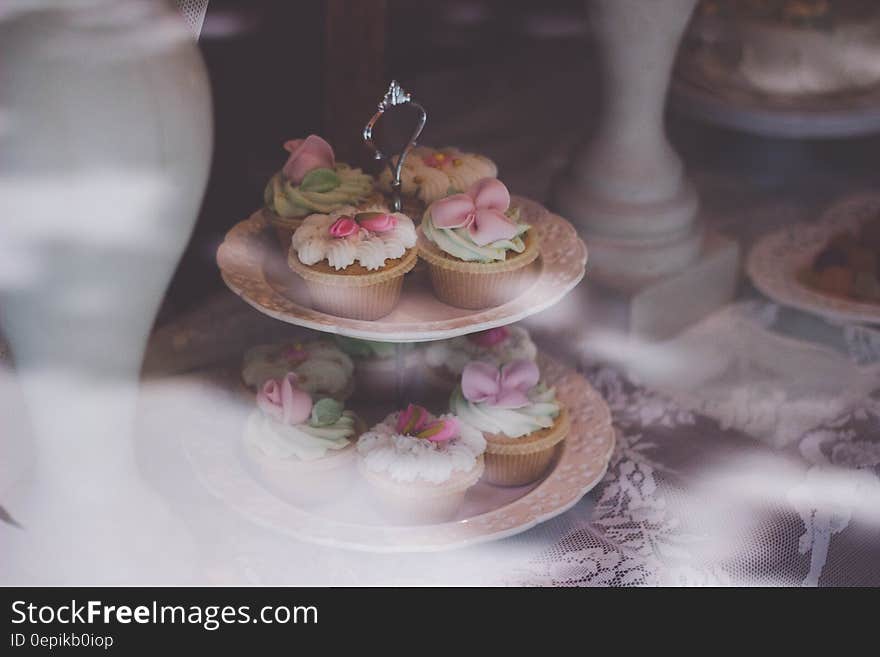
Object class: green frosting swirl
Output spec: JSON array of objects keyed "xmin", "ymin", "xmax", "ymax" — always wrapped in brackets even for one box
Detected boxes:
[
  {"xmin": 421, "ymin": 206, "xmax": 530, "ymax": 263},
  {"xmin": 332, "ymin": 335, "xmax": 410, "ymax": 360},
  {"xmin": 450, "ymin": 383, "xmax": 559, "ymax": 438},
  {"xmin": 264, "ymin": 164, "xmax": 374, "ymax": 218}
]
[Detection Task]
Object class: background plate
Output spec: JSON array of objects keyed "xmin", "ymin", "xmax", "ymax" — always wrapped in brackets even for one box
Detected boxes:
[{"xmin": 747, "ymin": 192, "xmax": 880, "ymax": 326}]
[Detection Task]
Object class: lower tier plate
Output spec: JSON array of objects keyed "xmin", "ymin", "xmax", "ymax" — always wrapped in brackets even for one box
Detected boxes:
[{"xmin": 182, "ymin": 352, "xmax": 615, "ymax": 553}]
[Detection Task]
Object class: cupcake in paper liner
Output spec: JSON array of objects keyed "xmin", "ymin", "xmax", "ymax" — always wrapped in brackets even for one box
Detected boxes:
[
  {"xmin": 288, "ymin": 205, "xmax": 418, "ymax": 320},
  {"xmin": 332, "ymin": 336, "xmax": 421, "ymax": 403},
  {"xmin": 241, "ymin": 338, "xmax": 355, "ymax": 400},
  {"xmin": 243, "ymin": 373, "xmax": 363, "ymax": 507},
  {"xmin": 377, "ymin": 145, "xmax": 498, "ymax": 214},
  {"xmin": 423, "ymin": 324, "xmax": 537, "ymax": 394},
  {"xmin": 356, "ymin": 404, "xmax": 486, "ymax": 524},
  {"xmin": 450, "ymin": 359, "xmax": 568, "ymax": 486},
  {"xmin": 262, "ymin": 135, "xmax": 376, "ymax": 247},
  {"xmin": 418, "ymin": 178, "xmax": 539, "ymax": 309}
]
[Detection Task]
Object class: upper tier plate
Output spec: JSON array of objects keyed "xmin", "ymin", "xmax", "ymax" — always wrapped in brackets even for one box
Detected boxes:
[
  {"xmin": 217, "ymin": 197, "xmax": 587, "ymax": 342},
  {"xmin": 747, "ymin": 192, "xmax": 880, "ymax": 326}
]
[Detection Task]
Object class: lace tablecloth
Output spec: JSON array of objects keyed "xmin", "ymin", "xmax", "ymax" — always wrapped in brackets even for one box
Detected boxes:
[{"xmin": 115, "ymin": 286, "xmax": 879, "ymax": 587}]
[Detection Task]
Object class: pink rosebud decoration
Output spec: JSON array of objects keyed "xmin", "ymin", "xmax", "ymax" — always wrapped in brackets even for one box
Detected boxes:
[
  {"xmin": 355, "ymin": 212, "xmax": 397, "ymax": 233},
  {"xmin": 429, "ymin": 177, "xmax": 517, "ymax": 246},
  {"xmin": 282, "ymin": 135, "xmax": 335, "ymax": 185},
  {"xmin": 415, "ymin": 417, "xmax": 460, "ymax": 443},
  {"xmin": 257, "ymin": 373, "xmax": 313, "ymax": 425},
  {"xmin": 396, "ymin": 403, "xmax": 430, "ymax": 435},
  {"xmin": 329, "ymin": 216, "xmax": 359, "ymax": 238},
  {"xmin": 461, "ymin": 359, "xmax": 539, "ymax": 409},
  {"xmin": 467, "ymin": 326, "xmax": 510, "ymax": 348}
]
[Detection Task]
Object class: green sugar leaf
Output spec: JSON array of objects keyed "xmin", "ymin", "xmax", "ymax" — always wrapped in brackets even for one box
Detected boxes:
[
  {"xmin": 310, "ymin": 398, "xmax": 344, "ymax": 426},
  {"xmin": 299, "ymin": 168, "xmax": 341, "ymax": 193}
]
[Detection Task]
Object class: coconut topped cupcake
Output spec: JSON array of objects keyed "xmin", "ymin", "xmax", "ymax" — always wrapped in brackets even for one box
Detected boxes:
[
  {"xmin": 291, "ymin": 206, "xmax": 417, "ymax": 272},
  {"xmin": 357, "ymin": 404, "xmax": 486, "ymax": 484},
  {"xmin": 242, "ymin": 338, "xmax": 354, "ymax": 399},
  {"xmin": 420, "ymin": 178, "xmax": 530, "ymax": 263},
  {"xmin": 424, "ymin": 325, "xmax": 537, "ymax": 377},
  {"xmin": 246, "ymin": 373, "xmax": 359, "ymax": 462},
  {"xmin": 378, "ymin": 146, "xmax": 498, "ymax": 207},
  {"xmin": 264, "ymin": 135, "xmax": 374, "ymax": 219},
  {"xmin": 450, "ymin": 360, "xmax": 560, "ymax": 438}
]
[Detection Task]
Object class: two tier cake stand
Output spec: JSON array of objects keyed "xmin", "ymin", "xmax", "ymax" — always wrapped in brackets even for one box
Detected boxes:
[{"xmin": 187, "ymin": 84, "xmax": 615, "ymax": 552}]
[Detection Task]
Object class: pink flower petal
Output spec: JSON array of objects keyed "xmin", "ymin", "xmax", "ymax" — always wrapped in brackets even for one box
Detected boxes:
[
  {"xmin": 396, "ymin": 404, "xmax": 430, "ymax": 435},
  {"xmin": 416, "ymin": 417, "xmax": 460, "ymax": 442},
  {"xmin": 429, "ymin": 193, "xmax": 476, "ymax": 229},
  {"xmin": 467, "ymin": 326, "xmax": 510, "ymax": 348},
  {"xmin": 281, "ymin": 135, "xmax": 335, "ymax": 184},
  {"xmin": 257, "ymin": 373, "xmax": 312, "ymax": 425},
  {"xmin": 356, "ymin": 212, "xmax": 397, "ymax": 233},
  {"xmin": 500, "ymin": 359, "xmax": 540, "ymax": 393},
  {"xmin": 492, "ymin": 389, "xmax": 531, "ymax": 409},
  {"xmin": 468, "ymin": 177, "xmax": 510, "ymax": 212},
  {"xmin": 468, "ymin": 208, "xmax": 518, "ymax": 246},
  {"xmin": 461, "ymin": 361, "xmax": 502, "ymax": 403},
  {"xmin": 329, "ymin": 216, "xmax": 359, "ymax": 238}
]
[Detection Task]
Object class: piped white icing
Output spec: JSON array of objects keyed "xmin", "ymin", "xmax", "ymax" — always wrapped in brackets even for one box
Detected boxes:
[
  {"xmin": 451, "ymin": 384, "xmax": 560, "ymax": 438},
  {"xmin": 245, "ymin": 410, "xmax": 356, "ymax": 462},
  {"xmin": 291, "ymin": 205, "xmax": 417, "ymax": 271},
  {"xmin": 378, "ymin": 146, "xmax": 498, "ymax": 205},
  {"xmin": 241, "ymin": 340, "xmax": 354, "ymax": 395},
  {"xmin": 357, "ymin": 411, "xmax": 486, "ymax": 484},
  {"xmin": 424, "ymin": 326, "xmax": 537, "ymax": 375}
]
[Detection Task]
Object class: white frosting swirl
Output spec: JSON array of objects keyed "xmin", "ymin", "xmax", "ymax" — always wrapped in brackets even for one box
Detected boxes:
[
  {"xmin": 378, "ymin": 146, "xmax": 499, "ymax": 204},
  {"xmin": 357, "ymin": 411, "xmax": 486, "ymax": 484},
  {"xmin": 245, "ymin": 410, "xmax": 356, "ymax": 461},
  {"xmin": 241, "ymin": 340, "xmax": 354, "ymax": 395},
  {"xmin": 424, "ymin": 326, "xmax": 537, "ymax": 375},
  {"xmin": 291, "ymin": 205, "xmax": 417, "ymax": 271},
  {"xmin": 450, "ymin": 384, "xmax": 560, "ymax": 438}
]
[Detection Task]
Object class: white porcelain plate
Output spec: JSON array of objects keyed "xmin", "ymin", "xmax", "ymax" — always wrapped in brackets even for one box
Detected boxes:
[
  {"xmin": 182, "ymin": 353, "xmax": 615, "ymax": 553},
  {"xmin": 747, "ymin": 193, "xmax": 880, "ymax": 326},
  {"xmin": 216, "ymin": 197, "xmax": 587, "ymax": 343}
]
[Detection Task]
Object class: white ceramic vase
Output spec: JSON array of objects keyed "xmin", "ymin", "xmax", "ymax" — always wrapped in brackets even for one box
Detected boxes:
[{"xmin": 0, "ymin": 0, "xmax": 212, "ymax": 583}]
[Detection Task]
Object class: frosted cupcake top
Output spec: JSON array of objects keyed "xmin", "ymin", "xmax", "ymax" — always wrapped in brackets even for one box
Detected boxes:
[
  {"xmin": 332, "ymin": 335, "xmax": 414, "ymax": 361},
  {"xmin": 246, "ymin": 373, "xmax": 358, "ymax": 462},
  {"xmin": 378, "ymin": 146, "xmax": 498, "ymax": 205},
  {"xmin": 421, "ymin": 178, "xmax": 530, "ymax": 263},
  {"xmin": 450, "ymin": 360, "xmax": 560, "ymax": 438},
  {"xmin": 357, "ymin": 404, "xmax": 486, "ymax": 484},
  {"xmin": 424, "ymin": 325, "xmax": 537, "ymax": 375},
  {"xmin": 242, "ymin": 339, "xmax": 354, "ymax": 397},
  {"xmin": 264, "ymin": 135, "xmax": 374, "ymax": 218},
  {"xmin": 292, "ymin": 205, "xmax": 417, "ymax": 271}
]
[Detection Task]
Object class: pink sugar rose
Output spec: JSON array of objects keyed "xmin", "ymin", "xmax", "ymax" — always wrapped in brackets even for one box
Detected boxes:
[
  {"xmin": 282, "ymin": 135, "xmax": 335, "ymax": 185},
  {"xmin": 257, "ymin": 373, "xmax": 313, "ymax": 425},
  {"xmin": 461, "ymin": 359, "xmax": 539, "ymax": 409}
]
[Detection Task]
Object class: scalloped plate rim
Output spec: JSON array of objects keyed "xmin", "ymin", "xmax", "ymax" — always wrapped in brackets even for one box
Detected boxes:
[{"xmin": 217, "ymin": 197, "xmax": 588, "ymax": 342}]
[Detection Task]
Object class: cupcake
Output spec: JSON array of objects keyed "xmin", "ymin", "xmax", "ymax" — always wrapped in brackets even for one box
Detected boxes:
[
  {"xmin": 332, "ymin": 336, "xmax": 421, "ymax": 403},
  {"xmin": 377, "ymin": 146, "xmax": 498, "ymax": 214},
  {"xmin": 289, "ymin": 205, "xmax": 418, "ymax": 320},
  {"xmin": 356, "ymin": 404, "xmax": 486, "ymax": 524},
  {"xmin": 262, "ymin": 135, "xmax": 376, "ymax": 247},
  {"xmin": 243, "ymin": 373, "xmax": 362, "ymax": 506},
  {"xmin": 241, "ymin": 338, "xmax": 354, "ymax": 400},
  {"xmin": 423, "ymin": 324, "xmax": 537, "ymax": 393},
  {"xmin": 451, "ymin": 359, "xmax": 568, "ymax": 486},
  {"xmin": 418, "ymin": 178, "xmax": 539, "ymax": 309}
]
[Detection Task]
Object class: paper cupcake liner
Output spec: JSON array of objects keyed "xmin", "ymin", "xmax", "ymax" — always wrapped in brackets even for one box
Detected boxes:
[
  {"xmin": 483, "ymin": 407, "xmax": 570, "ymax": 486},
  {"xmin": 243, "ymin": 439, "xmax": 357, "ymax": 508},
  {"xmin": 417, "ymin": 229, "xmax": 540, "ymax": 309},
  {"xmin": 263, "ymin": 209, "xmax": 304, "ymax": 249},
  {"xmin": 288, "ymin": 248, "xmax": 418, "ymax": 320},
  {"xmin": 358, "ymin": 456, "xmax": 484, "ymax": 525}
]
